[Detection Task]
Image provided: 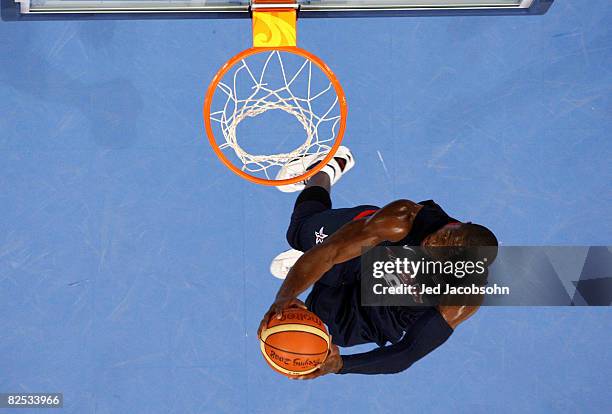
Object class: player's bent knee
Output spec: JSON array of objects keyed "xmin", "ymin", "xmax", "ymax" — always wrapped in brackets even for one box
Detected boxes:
[{"xmin": 285, "ymin": 224, "xmax": 303, "ymax": 251}]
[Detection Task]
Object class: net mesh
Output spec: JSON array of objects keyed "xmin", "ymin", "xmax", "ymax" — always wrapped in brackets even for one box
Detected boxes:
[{"xmin": 208, "ymin": 50, "xmax": 343, "ymax": 180}]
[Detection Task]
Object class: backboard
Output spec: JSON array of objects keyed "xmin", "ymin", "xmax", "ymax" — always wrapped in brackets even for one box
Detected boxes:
[{"xmin": 3, "ymin": 0, "xmax": 554, "ymax": 21}]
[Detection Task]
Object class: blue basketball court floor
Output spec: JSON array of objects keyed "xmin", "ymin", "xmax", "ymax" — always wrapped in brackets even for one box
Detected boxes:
[{"xmin": 1, "ymin": 1, "xmax": 610, "ymax": 412}]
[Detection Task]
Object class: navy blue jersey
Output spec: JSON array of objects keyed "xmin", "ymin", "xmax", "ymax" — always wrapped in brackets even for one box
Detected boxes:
[{"xmin": 286, "ymin": 189, "xmax": 456, "ymax": 374}]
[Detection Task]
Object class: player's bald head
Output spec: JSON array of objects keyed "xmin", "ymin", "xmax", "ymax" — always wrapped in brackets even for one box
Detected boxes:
[{"xmin": 457, "ymin": 223, "xmax": 498, "ymax": 264}]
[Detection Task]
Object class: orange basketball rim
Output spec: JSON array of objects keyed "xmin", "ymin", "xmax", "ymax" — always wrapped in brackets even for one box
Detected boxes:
[{"xmin": 203, "ymin": 0, "xmax": 347, "ymax": 186}]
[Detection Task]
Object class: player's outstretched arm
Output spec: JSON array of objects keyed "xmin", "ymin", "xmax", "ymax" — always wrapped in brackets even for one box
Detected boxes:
[
  {"xmin": 336, "ymin": 308, "xmax": 453, "ymax": 375},
  {"xmin": 330, "ymin": 300, "xmax": 485, "ymax": 376},
  {"xmin": 258, "ymin": 200, "xmax": 423, "ymax": 336}
]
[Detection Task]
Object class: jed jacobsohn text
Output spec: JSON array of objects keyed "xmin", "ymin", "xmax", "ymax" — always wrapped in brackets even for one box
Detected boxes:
[{"xmin": 372, "ymin": 282, "xmax": 509, "ymax": 296}]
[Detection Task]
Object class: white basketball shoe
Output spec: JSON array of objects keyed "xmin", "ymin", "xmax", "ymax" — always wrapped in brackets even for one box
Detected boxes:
[
  {"xmin": 270, "ymin": 249, "xmax": 304, "ymax": 280},
  {"xmin": 275, "ymin": 146, "xmax": 355, "ymax": 193}
]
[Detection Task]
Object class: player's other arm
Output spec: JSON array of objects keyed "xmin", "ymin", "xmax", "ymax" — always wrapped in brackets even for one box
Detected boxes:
[
  {"xmin": 258, "ymin": 200, "xmax": 422, "ymax": 333},
  {"xmin": 337, "ymin": 302, "xmax": 483, "ymax": 376},
  {"xmin": 337, "ymin": 308, "xmax": 452, "ymax": 375},
  {"xmin": 306, "ymin": 304, "xmax": 482, "ymax": 377}
]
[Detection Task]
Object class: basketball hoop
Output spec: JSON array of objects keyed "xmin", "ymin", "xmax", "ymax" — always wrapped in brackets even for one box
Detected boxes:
[{"xmin": 203, "ymin": 0, "xmax": 347, "ymax": 186}]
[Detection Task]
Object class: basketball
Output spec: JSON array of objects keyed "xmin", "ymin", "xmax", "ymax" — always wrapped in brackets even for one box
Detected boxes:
[{"xmin": 259, "ymin": 307, "xmax": 330, "ymax": 378}]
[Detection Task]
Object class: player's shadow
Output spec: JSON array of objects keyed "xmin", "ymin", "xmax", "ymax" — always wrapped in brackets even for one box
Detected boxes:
[{"xmin": 0, "ymin": 23, "xmax": 143, "ymax": 149}]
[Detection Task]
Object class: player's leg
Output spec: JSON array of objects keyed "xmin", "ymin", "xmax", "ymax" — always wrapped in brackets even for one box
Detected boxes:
[
  {"xmin": 304, "ymin": 169, "xmax": 331, "ymax": 193},
  {"xmin": 276, "ymin": 146, "xmax": 375, "ymax": 279},
  {"xmin": 283, "ymin": 152, "xmax": 381, "ymax": 257},
  {"xmin": 270, "ymin": 170, "xmax": 331, "ymax": 279},
  {"xmin": 284, "ymin": 147, "xmax": 362, "ymax": 251}
]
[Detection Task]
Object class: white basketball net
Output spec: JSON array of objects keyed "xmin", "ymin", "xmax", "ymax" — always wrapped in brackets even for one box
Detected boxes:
[{"xmin": 208, "ymin": 50, "xmax": 342, "ymax": 179}]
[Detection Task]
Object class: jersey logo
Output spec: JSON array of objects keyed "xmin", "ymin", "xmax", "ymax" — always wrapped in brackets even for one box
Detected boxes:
[{"xmin": 315, "ymin": 227, "xmax": 328, "ymax": 244}]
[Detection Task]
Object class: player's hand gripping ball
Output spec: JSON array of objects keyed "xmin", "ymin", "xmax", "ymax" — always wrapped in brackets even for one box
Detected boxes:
[{"xmin": 259, "ymin": 307, "xmax": 330, "ymax": 378}]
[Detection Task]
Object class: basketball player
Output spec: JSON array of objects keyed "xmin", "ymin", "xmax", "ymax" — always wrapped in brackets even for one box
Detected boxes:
[{"xmin": 258, "ymin": 147, "xmax": 498, "ymax": 377}]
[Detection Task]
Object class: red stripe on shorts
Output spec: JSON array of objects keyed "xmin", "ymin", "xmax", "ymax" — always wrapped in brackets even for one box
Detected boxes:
[{"xmin": 352, "ymin": 209, "xmax": 379, "ymax": 221}]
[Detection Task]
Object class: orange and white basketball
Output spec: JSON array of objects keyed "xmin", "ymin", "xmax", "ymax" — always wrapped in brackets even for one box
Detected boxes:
[{"xmin": 259, "ymin": 308, "xmax": 330, "ymax": 378}]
